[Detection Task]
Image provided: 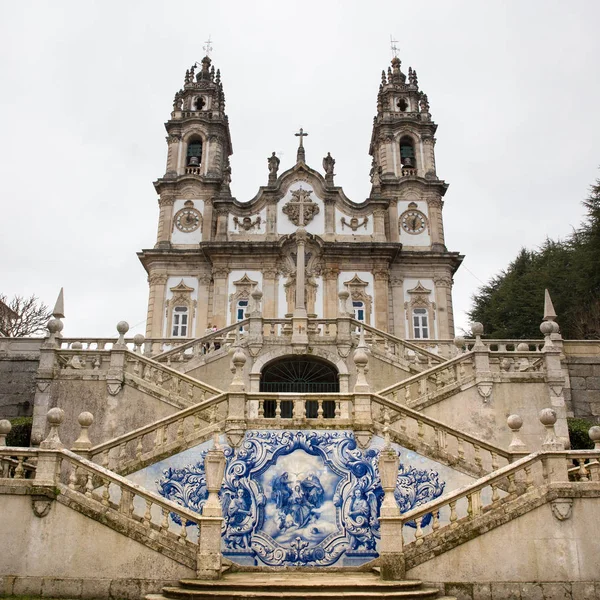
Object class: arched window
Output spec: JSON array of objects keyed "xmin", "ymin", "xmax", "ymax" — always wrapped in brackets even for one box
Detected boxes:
[
  {"xmin": 399, "ymin": 136, "xmax": 416, "ymax": 169},
  {"xmin": 172, "ymin": 306, "xmax": 189, "ymax": 337},
  {"xmin": 413, "ymin": 308, "xmax": 429, "ymax": 339},
  {"xmin": 186, "ymin": 140, "xmax": 203, "ymax": 167},
  {"xmin": 352, "ymin": 300, "xmax": 365, "ymax": 323}
]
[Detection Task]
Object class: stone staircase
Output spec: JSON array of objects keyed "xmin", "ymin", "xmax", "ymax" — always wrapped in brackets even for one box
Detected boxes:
[{"xmin": 146, "ymin": 572, "xmax": 455, "ymax": 600}]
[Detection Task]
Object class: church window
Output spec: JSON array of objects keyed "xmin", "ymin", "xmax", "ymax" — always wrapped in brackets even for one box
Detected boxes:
[
  {"xmin": 186, "ymin": 140, "xmax": 203, "ymax": 167},
  {"xmin": 193, "ymin": 96, "xmax": 205, "ymax": 110},
  {"xmin": 397, "ymin": 98, "xmax": 408, "ymax": 112},
  {"xmin": 400, "ymin": 136, "xmax": 416, "ymax": 168},
  {"xmin": 413, "ymin": 308, "xmax": 429, "ymax": 339},
  {"xmin": 172, "ymin": 306, "xmax": 189, "ymax": 337},
  {"xmin": 353, "ymin": 301, "xmax": 365, "ymax": 323},
  {"xmin": 236, "ymin": 299, "xmax": 248, "ymax": 322}
]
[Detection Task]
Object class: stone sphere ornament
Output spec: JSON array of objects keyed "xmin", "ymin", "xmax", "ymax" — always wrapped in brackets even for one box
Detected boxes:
[
  {"xmin": 72, "ymin": 341, "xmax": 83, "ymax": 350},
  {"xmin": 116, "ymin": 321, "xmax": 130, "ymax": 335},
  {"xmin": 507, "ymin": 414, "xmax": 523, "ymax": 432},
  {"xmin": 47, "ymin": 318, "xmax": 64, "ymax": 334},
  {"xmin": 516, "ymin": 342, "xmax": 529, "ymax": 352},
  {"xmin": 589, "ymin": 426, "xmax": 600, "ymax": 446},
  {"xmin": 78, "ymin": 411, "xmax": 94, "ymax": 428},
  {"xmin": 540, "ymin": 321, "xmax": 554, "ymax": 336},
  {"xmin": 133, "ymin": 334, "xmax": 145, "ymax": 346},
  {"xmin": 47, "ymin": 407, "xmax": 65, "ymax": 425},
  {"xmin": 471, "ymin": 322, "xmax": 484, "ymax": 336},
  {"xmin": 539, "ymin": 408, "xmax": 557, "ymax": 426},
  {"xmin": 0, "ymin": 419, "xmax": 12, "ymax": 435}
]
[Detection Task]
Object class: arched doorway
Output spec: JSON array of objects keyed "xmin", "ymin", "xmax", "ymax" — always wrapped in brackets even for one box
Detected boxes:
[{"xmin": 260, "ymin": 356, "xmax": 339, "ymax": 419}]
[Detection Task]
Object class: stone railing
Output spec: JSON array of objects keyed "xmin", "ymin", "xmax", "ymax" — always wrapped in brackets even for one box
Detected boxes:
[
  {"xmin": 56, "ymin": 348, "xmax": 112, "ymax": 371},
  {"xmin": 0, "ymin": 447, "xmax": 38, "ymax": 479},
  {"xmin": 246, "ymin": 393, "xmax": 353, "ymax": 423},
  {"xmin": 262, "ymin": 319, "xmax": 290, "ymax": 338},
  {"xmin": 398, "ymin": 449, "xmax": 599, "ymax": 548},
  {"xmin": 151, "ymin": 320, "xmax": 248, "ymax": 363},
  {"xmin": 377, "ymin": 351, "xmax": 476, "ymax": 408},
  {"xmin": 87, "ymin": 392, "xmax": 228, "ymax": 474},
  {"xmin": 352, "ymin": 320, "xmax": 444, "ymax": 368},
  {"xmin": 370, "ymin": 393, "xmax": 512, "ymax": 476},
  {"xmin": 461, "ymin": 339, "xmax": 545, "ymax": 353},
  {"xmin": 309, "ymin": 319, "xmax": 338, "ymax": 338},
  {"xmin": 124, "ymin": 352, "xmax": 222, "ymax": 408}
]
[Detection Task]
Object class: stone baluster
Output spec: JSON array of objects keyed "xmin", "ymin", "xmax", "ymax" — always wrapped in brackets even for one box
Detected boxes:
[
  {"xmin": 588, "ymin": 427, "xmax": 600, "ymax": 481},
  {"xmin": 378, "ymin": 446, "xmax": 404, "ymax": 580},
  {"xmin": 197, "ymin": 445, "xmax": 226, "ymax": 579},
  {"xmin": 247, "ymin": 289, "xmax": 264, "ymax": 357},
  {"xmin": 36, "ymin": 408, "xmax": 65, "ymax": 487}
]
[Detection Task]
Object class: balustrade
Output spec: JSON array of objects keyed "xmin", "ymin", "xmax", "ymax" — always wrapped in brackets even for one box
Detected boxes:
[
  {"xmin": 251, "ymin": 394, "xmax": 349, "ymax": 422},
  {"xmin": 0, "ymin": 448, "xmax": 37, "ymax": 479},
  {"xmin": 371, "ymin": 393, "xmax": 510, "ymax": 475}
]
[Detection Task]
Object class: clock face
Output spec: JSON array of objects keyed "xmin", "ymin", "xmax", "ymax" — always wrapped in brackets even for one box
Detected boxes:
[
  {"xmin": 174, "ymin": 207, "xmax": 201, "ymax": 233},
  {"xmin": 400, "ymin": 210, "xmax": 427, "ymax": 235}
]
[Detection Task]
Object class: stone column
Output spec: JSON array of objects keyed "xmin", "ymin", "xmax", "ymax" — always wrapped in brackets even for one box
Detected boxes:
[
  {"xmin": 211, "ymin": 267, "xmax": 229, "ymax": 329},
  {"xmin": 195, "ymin": 274, "xmax": 212, "ymax": 336},
  {"xmin": 373, "ymin": 209, "xmax": 386, "ymax": 242},
  {"xmin": 146, "ymin": 273, "xmax": 168, "ymax": 341},
  {"xmin": 262, "ymin": 268, "xmax": 278, "ymax": 318},
  {"xmin": 155, "ymin": 196, "xmax": 175, "ymax": 248},
  {"xmin": 390, "ymin": 276, "xmax": 405, "ymax": 338},
  {"xmin": 165, "ymin": 134, "xmax": 180, "ymax": 175},
  {"xmin": 433, "ymin": 275, "xmax": 453, "ymax": 340},
  {"xmin": 202, "ymin": 198, "xmax": 214, "ymax": 241},
  {"xmin": 322, "ymin": 268, "xmax": 339, "ymax": 319},
  {"xmin": 292, "ymin": 229, "xmax": 308, "ymax": 349},
  {"xmin": 427, "ymin": 197, "xmax": 445, "ymax": 251},
  {"xmin": 373, "ymin": 268, "xmax": 389, "ymax": 332},
  {"xmin": 388, "ymin": 199, "xmax": 399, "ymax": 243},
  {"xmin": 177, "ymin": 139, "xmax": 185, "ymax": 175},
  {"xmin": 215, "ymin": 209, "xmax": 229, "ymax": 241},
  {"xmin": 266, "ymin": 200, "xmax": 277, "ymax": 240},
  {"xmin": 422, "ymin": 136, "xmax": 436, "ymax": 176}
]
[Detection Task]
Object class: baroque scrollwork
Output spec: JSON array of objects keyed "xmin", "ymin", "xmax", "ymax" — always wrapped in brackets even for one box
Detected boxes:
[{"xmin": 340, "ymin": 216, "xmax": 369, "ymax": 232}]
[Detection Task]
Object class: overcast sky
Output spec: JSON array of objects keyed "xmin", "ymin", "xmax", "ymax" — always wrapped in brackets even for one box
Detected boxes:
[{"xmin": 1, "ymin": 0, "xmax": 599, "ymax": 338}]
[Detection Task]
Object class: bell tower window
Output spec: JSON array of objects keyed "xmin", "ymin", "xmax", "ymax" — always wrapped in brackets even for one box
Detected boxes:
[
  {"xmin": 397, "ymin": 98, "xmax": 408, "ymax": 112},
  {"xmin": 187, "ymin": 140, "xmax": 203, "ymax": 167},
  {"xmin": 413, "ymin": 308, "xmax": 429, "ymax": 339},
  {"xmin": 193, "ymin": 96, "xmax": 205, "ymax": 110},
  {"xmin": 400, "ymin": 136, "xmax": 416, "ymax": 168},
  {"xmin": 172, "ymin": 306, "xmax": 189, "ymax": 337}
]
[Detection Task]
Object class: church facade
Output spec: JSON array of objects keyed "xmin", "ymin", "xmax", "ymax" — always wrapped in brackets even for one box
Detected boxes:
[{"xmin": 138, "ymin": 55, "xmax": 462, "ymax": 342}]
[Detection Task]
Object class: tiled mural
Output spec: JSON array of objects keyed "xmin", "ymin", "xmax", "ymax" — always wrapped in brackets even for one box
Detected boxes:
[{"xmin": 128, "ymin": 430, "xmax": 476, "ymax": 567}]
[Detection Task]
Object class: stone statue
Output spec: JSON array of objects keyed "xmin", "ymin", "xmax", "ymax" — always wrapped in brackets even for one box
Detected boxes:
[
  {"xmin": 173, "ymin": 91, "xmax": 183, "ymax": 111},
  {"xmin": 268, "ymin": 152, "xmax": 280, "ymax": 181},
  {"xmin": 419, "ymin": 93, "xmax": 430, "ymax": 113},
  {"xmin": 223, "ymin": 164, "xmax": 232, "ymax": 186},
  {"xmin": 322, "ymin": 152, "xmax": 335, "ymax": 176}
]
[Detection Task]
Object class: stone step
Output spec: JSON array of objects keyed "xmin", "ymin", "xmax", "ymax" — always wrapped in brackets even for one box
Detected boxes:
[{"xmin": 146, "ymin": 572, "xmax": 454, "ymax": 600}]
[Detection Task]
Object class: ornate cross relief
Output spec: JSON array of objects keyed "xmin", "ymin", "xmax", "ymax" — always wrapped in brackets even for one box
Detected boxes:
[{"xmin": 282, "ymin": 188, "xmax": 320, "ymax": 226}]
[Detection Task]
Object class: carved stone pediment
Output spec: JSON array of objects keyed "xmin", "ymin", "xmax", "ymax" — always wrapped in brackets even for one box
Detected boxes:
[{"xmin": 407, "ymin": 281, "xmax": 432, "ymax": 296}]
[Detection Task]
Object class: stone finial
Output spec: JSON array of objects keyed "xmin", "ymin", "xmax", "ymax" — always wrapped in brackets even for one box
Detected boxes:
[
  {"xmin": 353, "ymin": 327, "xmax": 370, "ymax": 393},
  {"xmin": 229, "ymin": 332, "xmax": 247, "ymax": 392},
  {"xmin": 338, "ymin": 290, "xmax": 350, "ymax": 316},
  {"xmin": 40, "ymin": 407, "xmax": 64, "ymax": 449},
  {"xmin": 544, "ymin": 289, "xmax": 557, "ymax": 322},
  {"xmin": 453, "ymin": 336, "xmax": 466, "ymax": 354},
  {"xmin": 539, "ymin": 408, "xmax": 564, "ymax": 450},
  {"xmin": 45, "ymin": 317, "xmax": 64, "ymax": 347},
  {"xmin": 0, "ymin": 419, "xmax": 11, "ymax": 446},
  {"xmin": 115, "ymin": 321, "xmax": 129, "ymax": 348},
  {"xmin": 250, "ymin": 288, "xmax": 263, "ymax": 315},
  {"xmin": 507, "ymin": 414, "xmax": 527, "ymax": 453},
  {"xmin": 471, "ymin": 322, "xmax": 484, "ymax": 338},
  {"xmin": 589, "ymin": 426, "xmax": 600, "ymax": 450},
  {"xmin": 133, "ymin": 334, "xmax": 145, "ymax": 354},
  {"xmin": 52, "ymin": 288, "xmax": 65, "ymax": 319},
  {"xmin": 71, "ymin": 412, "xmax": 94, "ymax": 453},
  {"xmin": 202, "ymin": 446, "xmax": 226, "ymax": 518}
]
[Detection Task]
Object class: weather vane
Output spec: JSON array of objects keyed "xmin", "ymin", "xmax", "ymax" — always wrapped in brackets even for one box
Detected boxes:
[
  {"xmin": 203, "ymin": 35, "xmax": 213, "ymax": 57},
  {"xmin": 390, "ymin": 35, "xmax": 400, "ymax": 58}
]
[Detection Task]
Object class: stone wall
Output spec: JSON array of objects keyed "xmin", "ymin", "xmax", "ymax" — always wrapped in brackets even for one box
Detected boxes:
[
  {"xmin": 563, "ymin": 341, "xmax": 600, "ymax": 422},
  {"xmin": 0, "ymin": 338, "xmax": 41, "ymax": 419}
]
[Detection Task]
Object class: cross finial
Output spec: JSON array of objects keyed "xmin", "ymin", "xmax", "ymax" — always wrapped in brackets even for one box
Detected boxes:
[
  {"xmin": 295, "ymin": 128, "xmax": 308, "ymax": 163},
  {"xmin": 390, "ymin": 34, "xmax": 400, "ymax": 58},
  {"xmin": 203, "ymin": 35, "xmax": 213, "ymax": 57}
]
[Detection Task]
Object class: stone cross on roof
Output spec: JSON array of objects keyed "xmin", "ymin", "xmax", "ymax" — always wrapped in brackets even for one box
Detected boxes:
[{"xmin": 295, "ymin": 128, "xmax": 308, "ymax": 163}]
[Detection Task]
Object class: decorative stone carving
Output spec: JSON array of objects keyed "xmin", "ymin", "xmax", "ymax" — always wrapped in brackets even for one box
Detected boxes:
[
  {"xmin": 32, "ymin": 496, "xmax": 53, "ymax": 518},
  {"xmin": 233, "ymin": 215, "xmax": 262, "ymax": 231},
  {"xmin": 405, "ymin": 281, "xmax": 435, "ymax": 340},
  {"xmin": 343, "ymin": 275, "xmax": 373, "ymax": 325},
  {"xmin": 166, "ymin": 134, "xmax": 181, "ymax": 144},
  {"xmin": 229, "ymin": 274, "xmax": 259, "ymax": 322},
  {"xmin": 373, "ymin": 269, "xmax": 389, "ymax": 282},
  {"xmin": 212, "ymin": 267, "xmax": 230, "ymax": 279},
  {"xmin": 433, "ymin": 276, "xmax": 452, "ymax": 288},
  {"xmin": 551, "ymin": 498, "xmax": 573, "ymax": 521},
  {"xmin": 268, "ymin": 152, "xmax": 280, "ymax": 183},
  {"xmin": 148, "ymin": 273, "xmax": 168, "ymax": 285},
  {"xmin": 282, "ymin": 188, "xmax": 320, "ymax": 226},
  {"xmin": 340, "ymin": 216, "xmax": 368, "ymax": 232},
  {"xmin": 158, "ymin": 195, "xmax": 175, "ymax": 207}
]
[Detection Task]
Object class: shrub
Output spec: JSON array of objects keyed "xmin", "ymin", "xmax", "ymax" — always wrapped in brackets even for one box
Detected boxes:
[
  {"xmin": 6, "ymin": 416, "xmax": 32, "ymax": 447},
  {"xmin": 567, "ymin": 417, "xmax": 595, "ymax": 450}
]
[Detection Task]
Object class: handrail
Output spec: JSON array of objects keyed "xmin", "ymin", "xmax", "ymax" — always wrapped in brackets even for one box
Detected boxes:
[
  {"xmin": 152, "ymin": 319, "xmax": 249, "ymax": 361},
  {"xmin": 377, "ymin": 350, "xmax": 475, "ymax": 397},
  {"xmin": 370, "ymin": 392, "xmax": 510, "ymax": 460}
]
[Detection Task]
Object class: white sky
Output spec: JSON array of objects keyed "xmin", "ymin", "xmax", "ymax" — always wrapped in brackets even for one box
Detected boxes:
[{"xmin": 1, "ymin": 0, "xmax": 599, "ymax": 338}]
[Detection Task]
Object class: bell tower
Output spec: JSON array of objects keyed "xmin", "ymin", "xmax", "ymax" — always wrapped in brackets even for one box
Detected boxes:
[
  {"xmin": 369, "ymin": 56, "xmax": 447, "ymax": 252},
  {"xmin": 153, "ymin": 56, "xmax": 233, "ymax": 250}
]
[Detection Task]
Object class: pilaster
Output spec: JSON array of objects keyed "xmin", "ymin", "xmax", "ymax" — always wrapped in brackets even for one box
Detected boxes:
[
  {"xmin": 433, "ymin": 275, "xmax": 453, "ymax": 339},
  {"xmin": 146, "ymin": 273, "xmax": 168, "ymax": 339},
  {"xmin": 373, "ymin": 268, "xmax": 389, "ymax": 332},
  {"xmin": 202, "ymin": 198, "xmax": 214, "ymax": 241},
  {"xmin": 323, "ymin": 267, "xmax": 340, "ymax": 319},
  {"xmin": 195, "ymin": 274, "xmax": 212, "ymax": 336},
  {"xmin": 211, "ymin": 267, "xmax": 229, "ymax": 329},
  {"xmin": 390, "ymin": 276, "xmax": 405, "ymax": 338},
  {"xmin": 427, "ymin": 197, "xmax": 445, "ymax": 250},
  {"xmin": 156, "ymin": 195, "xmax": 175, "ymax": 247},
  {"xmin": 388, "ymin": 199, "xmax": 399, "ymax": 243},
  {"xmin": 262, "ymin": 268, "xmax": 278, "ymax": 318}
]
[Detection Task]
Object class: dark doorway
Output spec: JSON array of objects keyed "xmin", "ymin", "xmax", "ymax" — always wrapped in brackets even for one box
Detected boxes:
[{"xmin": 260, "ymin": 356, "xmax": 339, "ymax": 393}]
